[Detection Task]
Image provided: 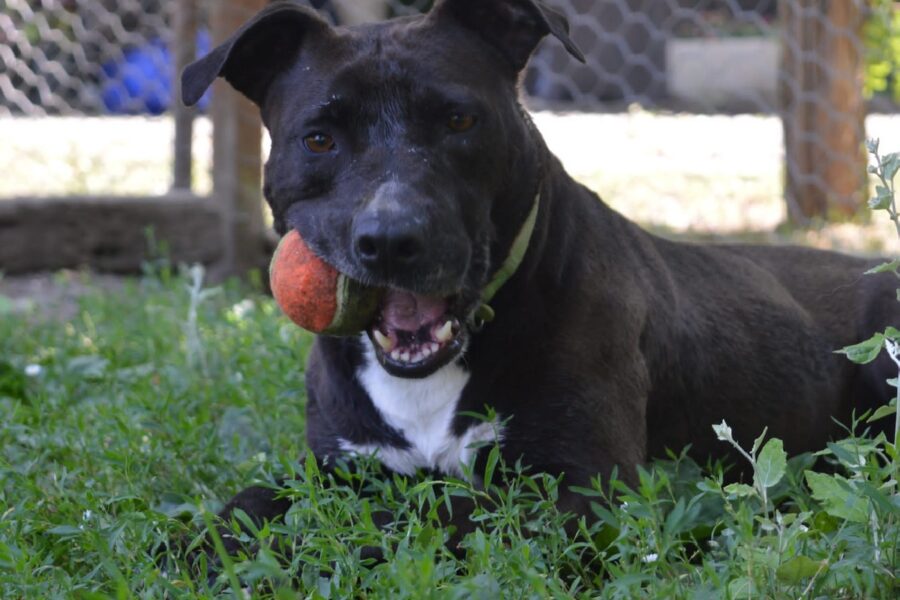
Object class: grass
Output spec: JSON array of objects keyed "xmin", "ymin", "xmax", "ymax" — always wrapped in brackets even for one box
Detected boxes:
[
  {"xmin": 2, "ymin": 125, "xmax": 900, "ymax": 595},
  {"xmin": 0, "ymin": 260, "xmax": 898, "ymax": 598}
]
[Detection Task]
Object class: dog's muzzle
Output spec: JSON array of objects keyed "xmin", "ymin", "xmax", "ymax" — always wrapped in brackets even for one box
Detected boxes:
[{"xmin": 365, "ymin": 190, "xmax": 541, "ymax": 379}]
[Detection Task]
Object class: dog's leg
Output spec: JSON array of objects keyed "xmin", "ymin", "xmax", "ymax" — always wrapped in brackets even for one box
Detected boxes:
[
  {"xmin": 203, "ymin": 458, "xmax": 393, "ymax": 569},
  {"xmin": 214, "ymin": 481, "xmax": 293, "ymax": 556}
]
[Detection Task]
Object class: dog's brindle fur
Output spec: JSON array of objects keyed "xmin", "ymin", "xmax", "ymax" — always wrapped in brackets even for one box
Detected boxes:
[{"xmin": 184, "ymin": 0, "xmax": 896, "ymax": 547}]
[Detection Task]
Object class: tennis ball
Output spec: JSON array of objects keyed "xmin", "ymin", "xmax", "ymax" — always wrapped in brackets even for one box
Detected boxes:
[{"xmin": 269, "ymin": 230, "xmax": 381, "ymax": 336}]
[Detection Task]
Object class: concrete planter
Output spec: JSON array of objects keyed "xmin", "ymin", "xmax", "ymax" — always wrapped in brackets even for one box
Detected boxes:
[
  {"xmin": 0, "ymin": 194, "xmax": 224, "ymax": 274},
  {"xmin": 666, "ymin": 37, "xmax": 779, "ymax": 111}
]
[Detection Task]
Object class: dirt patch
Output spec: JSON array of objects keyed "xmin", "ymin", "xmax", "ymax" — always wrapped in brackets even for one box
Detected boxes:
[{"xmin": 0, "ymin": 271, "xmax": 128, "ymax": 321}]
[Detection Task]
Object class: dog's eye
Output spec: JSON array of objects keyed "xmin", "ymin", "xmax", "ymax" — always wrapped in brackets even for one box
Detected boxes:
[
  {"xmin": 447, "ymin": 113, "xmax": 477, "ymax": 133},
  {"xmin": 303, "ymin": 132, "xmax": 336, "ymax": 154}
]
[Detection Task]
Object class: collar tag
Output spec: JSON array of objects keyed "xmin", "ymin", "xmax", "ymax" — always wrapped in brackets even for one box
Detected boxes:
[{"xmin": 472, "ymin": 303, "xmax": 496, "ymax": 330}]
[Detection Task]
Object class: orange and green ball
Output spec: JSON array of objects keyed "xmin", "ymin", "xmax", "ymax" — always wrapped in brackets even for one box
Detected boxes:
[{"xmin": 269, "ymin": 230, "xmax": 381, "ymax": 336}]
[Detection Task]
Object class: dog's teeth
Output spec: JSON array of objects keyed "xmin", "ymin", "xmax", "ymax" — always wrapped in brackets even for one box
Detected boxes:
[
  {"xmin": 390, "ymin": 349, "xmax": 402, "ymax": 361},
  {"xmin": 422, "ymin": 346, "xmax": 432, "ymax": 358},
  {"xmin": 374, "ymin": 330, "xmax": 395, "ymax": 352},
  {"xmin": 435, "ymin": 320, "xmax": 454, "ymax": 343},
  {"xmin": 430, "ymin": 342, "xmax": 440, "ymax": 353},
  {"xmin": 412, "ymin": 351, "xmax": 423, "ymax": 363},
  {"xmin": 400, "ymin": 351, "xmax": 411, "ymax": 362}
]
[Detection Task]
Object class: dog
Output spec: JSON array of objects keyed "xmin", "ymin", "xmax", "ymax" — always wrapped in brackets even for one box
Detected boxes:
[{"xmin": 182, "ymin": 0, "xmax": 896, "ymax": 551}]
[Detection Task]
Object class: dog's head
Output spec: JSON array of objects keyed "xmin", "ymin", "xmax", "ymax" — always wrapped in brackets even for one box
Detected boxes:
[{"xmin": 183, "ymin": 0, "xmax": 583, "ymax": 377}]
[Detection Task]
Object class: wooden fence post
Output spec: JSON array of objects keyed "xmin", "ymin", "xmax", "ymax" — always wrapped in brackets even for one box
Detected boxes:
[
  {"xmin": 211, "ymin": 0, "xmax": 267, "ymax": 276},
  {"xmin": 172, "ymin": 0, "xmax": 198, "ymax": 191},
  {"xmin": 780, "ymin": 0, "xmax": 867, "ymax": 224}
]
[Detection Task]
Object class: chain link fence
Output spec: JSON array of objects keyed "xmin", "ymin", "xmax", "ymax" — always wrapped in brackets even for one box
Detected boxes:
[
  {"xmin": 1, "ymin": 0, "xmax": 172, "ymax": 115},
  {"xmin": 2, "ymin": 1, "xmax": 881, "ymax": 115},
  {"xmin": 1, "ymin": 1, "xmax": 897, "ymax": 224},
  {"xmin": 527, "ymin": 0, "xmax": 779, "ymax": 111},
  {"xmin": 0, "ymin": 0, "xmax": 437, "ymax": 116}
]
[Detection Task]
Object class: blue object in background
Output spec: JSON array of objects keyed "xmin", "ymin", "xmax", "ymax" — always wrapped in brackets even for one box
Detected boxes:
[{"xmin": 101, "ymin": 30, "xmax": 211, "ymax": 115}]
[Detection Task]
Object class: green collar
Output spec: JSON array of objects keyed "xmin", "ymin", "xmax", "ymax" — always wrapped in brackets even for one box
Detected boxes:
[{"xmin": 472, "ymin": 191, "xmax": 542, "ymax": 327}]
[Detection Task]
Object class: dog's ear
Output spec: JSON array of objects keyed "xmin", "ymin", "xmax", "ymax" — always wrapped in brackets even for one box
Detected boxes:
[
  {"xmin": 434, "ymin": 0, "xmax": 585, "ymax": 71},
  {"xmin": 181, "ymin": 1, "xmax": 330, "ymax": 107}
]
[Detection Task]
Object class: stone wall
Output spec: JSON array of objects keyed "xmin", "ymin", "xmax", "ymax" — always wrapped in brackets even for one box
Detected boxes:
[{"xmin": 0, "ymin": 193, "xmax": 225, "ymax": 274}]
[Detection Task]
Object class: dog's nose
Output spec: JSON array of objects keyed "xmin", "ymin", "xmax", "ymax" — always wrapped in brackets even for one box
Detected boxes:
[{"xmin": 353, "ymin": 215, "xmax": 426, "ymax": 272}]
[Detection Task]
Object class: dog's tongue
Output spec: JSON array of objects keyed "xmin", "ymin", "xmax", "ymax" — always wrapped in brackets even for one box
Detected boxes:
[{"xmin": 381, "ymin": 289, "xmax": 447, "ymax": 332}]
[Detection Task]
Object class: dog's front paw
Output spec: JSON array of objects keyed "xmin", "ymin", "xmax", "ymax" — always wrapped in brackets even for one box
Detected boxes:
[{"xmin": 151, "ymin": 482, "xmax": 294, "ymax": 589}]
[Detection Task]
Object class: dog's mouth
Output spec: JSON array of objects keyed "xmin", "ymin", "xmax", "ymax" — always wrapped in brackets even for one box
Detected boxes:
[{"xmin": 366, "ymin": 288, "xmax": 467, "ymax": 378}]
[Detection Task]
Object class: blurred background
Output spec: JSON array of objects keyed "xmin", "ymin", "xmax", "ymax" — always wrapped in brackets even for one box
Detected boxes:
[{"xmin": 2, "ymin": 0, "xmax": 900, "ymax": 284}]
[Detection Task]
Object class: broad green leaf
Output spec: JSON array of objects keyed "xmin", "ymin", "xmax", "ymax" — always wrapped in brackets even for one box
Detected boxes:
[
  {"xmin": 836, "ymin": 334, "xmax": 885, "ymax": 364},
  {"xmin": 751, "ymin": 428, "xmax": 768, "ymax": 454},
  {"xmin": 591, "ymin": 524, "xmax": 619, "ymax": 551},
  {"xmin": 857, "ymin": 480, "xmax": 900, "ymax": 516},
  {"xmin": 0, "ymin": 541, "xmax": 18, "ymax": 568},
  {"xmin": 416, "ymin": 523, "xmax": 435, "ymax": 548},
  {"xmin": 870, "ymin": 190, "xmax": 891, "ymax": 210},
  {"xmin": 865, "ymin": 259, "xmax": 900, "ymax": 275},
  {"xmin": 724, "ymin": 483, "xmax": 755, "ymax": 498},
  {"xmin": 47, "ymin": 525, "xmax": 83, "ymax": 536},
  {"xmin": 776, "ymin": 556, "xmax": 828, "ymax": 583},
  {"xmin": 805, "ymin": 472, "xmax": 870, "ymax": 523},
  {"xmin": 754, "ymin": 438, "xmax": 786, "ymax": 490},
  {"xmin": 885, "ymin": 326, "xmax": 900, "ymax": 341},
  {"xmin": 867, "ymin": 403, "xmax": 897, "ymax": 423},
  {"xmin": 883, "ymin": 152, "xmax": 900, "ymax": 181},
  {"xmin": 811, "ymin": 510, "xmax": 839, "ymax": 533},
  {"xmin": 663, "ymin": 497, "xmax": 690, "ymax": 535},
  {"xmin": 483, "ymin": 444, "xmax": 500, "ymax": 490},
  {"xmin": 66, "ymin": 355, "xmax": 109, "ymax": 379},
  {"xmin": 777, "ymin": 512, "xmax": 799, "ymax": 527},
  {"xmin": 887, "ymin": 441, "xmax": 899, "ymax": 463},
  {"xmin": 827, "ymin": 438, "xmax": 880, "ymax": 463},
  {"xmin": 728, "ymin": 576, "xmax": 755, "ymax": 599},
  {"xmin": 740, "ymin": 545, "xmax": 779, "ymax": 570}
]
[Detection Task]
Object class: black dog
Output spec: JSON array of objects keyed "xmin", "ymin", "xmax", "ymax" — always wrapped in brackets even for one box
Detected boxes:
[{"xmin": 182, "ymin": 0, "xmax": 896, "ymax": 548}]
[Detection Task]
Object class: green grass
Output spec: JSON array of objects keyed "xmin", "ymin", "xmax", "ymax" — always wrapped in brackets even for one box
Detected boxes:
[{"xmin": 0, "ymin": 265, "xmax": 898, "ymax": 598}]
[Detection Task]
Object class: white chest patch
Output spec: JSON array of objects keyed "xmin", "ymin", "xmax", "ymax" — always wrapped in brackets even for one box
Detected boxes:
[{"xmin": 340, "ymin": 339, "xmax": 502, "ymax": 478}]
